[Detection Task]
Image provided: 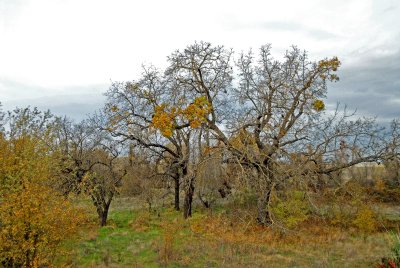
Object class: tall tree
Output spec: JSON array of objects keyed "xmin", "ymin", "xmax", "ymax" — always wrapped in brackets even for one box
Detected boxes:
[
  {"xmin": 164, "ymin": 42, "xmax": 396, "ymax": 225},
  {"xmin": 104, "ymin": 66, "xmax": 211, "ymax": 217}
]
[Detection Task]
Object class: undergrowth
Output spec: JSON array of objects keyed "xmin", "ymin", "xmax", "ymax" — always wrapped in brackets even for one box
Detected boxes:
[{"xmin": 56, "ymin": 197, "xmax": 400, "ymax": 267}]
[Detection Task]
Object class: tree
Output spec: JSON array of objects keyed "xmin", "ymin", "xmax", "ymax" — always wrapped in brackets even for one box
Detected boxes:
[
  {"xmin": 82, "ymin": 137, "xmax": 127, "ymax": 226},
  {"xmin": 0, "ymin": 108, "xmax": 83, "ymax": 267},
  {"xmin": 104, "ymin": 66, "xmax": 212, "ymax": 218},
  {"xmin": 103, "ymin": 41, "xmax": 398, "ymax": 225},
  {"xmin": 54, "ymin": 118, "xmax": 127, "ymax": 226},
  {"xmin": 163, "ymin": 42, "xmax": 395, "ymax": 225},
  {"xmin": 384, "ymin": 119, "xmax": 400, "ymax": 186}
]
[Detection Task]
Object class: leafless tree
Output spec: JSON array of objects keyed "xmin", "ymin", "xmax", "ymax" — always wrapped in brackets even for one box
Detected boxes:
[
  {"xmin": 166, "ymin": 42, "xmax": 397, "ymax": 226},
  {"xmin": 54, "ymin": 118, "xmax": 127, "ymax": 226},
  {"xmin": 103, "ymin": 66, "xmax": 194, "ymax": 216}
]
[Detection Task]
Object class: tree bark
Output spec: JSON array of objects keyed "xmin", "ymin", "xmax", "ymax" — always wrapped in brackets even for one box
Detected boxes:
[
  {"xmin": 100, "ymin": 208, "xmax": 109, "ymax": 227},
  {"xmin": 183, "ymin": 176, "xmax": 195, "ymax": 218},
  {"xmin": 174, "ymin": 175, "xmax": 180, "ymax": 211},
  {"xmin": 198, "ymin": 192, "xmax": 210, "ymax": 208},
  {"xmin": 97, "ymin": 197, "xmax": 112, "ymax": 227},
  {"xmin": 256, "ymin": 188, "xmax": 273, "ymax": 226}
]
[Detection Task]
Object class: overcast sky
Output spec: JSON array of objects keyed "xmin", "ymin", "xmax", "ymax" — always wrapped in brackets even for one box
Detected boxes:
[{"xmin": 0, "ymin": 0, "xmax": 399, "ymax": 122}]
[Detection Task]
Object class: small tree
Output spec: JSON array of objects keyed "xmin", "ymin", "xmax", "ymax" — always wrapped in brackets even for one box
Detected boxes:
[
  {"xmin": 83, "ymin": 146, "xmax": 127, "ymax": 226},
  {"xmin": 0, "ymin": 181, "xmax": 83, "ymax": 267},
  {"xmin": 0, "ymin": 109, "xmax": 84, "ymax": 267},
  {"xmin": 55, "ymin": 118, "xmax": 127, "ymax": 226}
]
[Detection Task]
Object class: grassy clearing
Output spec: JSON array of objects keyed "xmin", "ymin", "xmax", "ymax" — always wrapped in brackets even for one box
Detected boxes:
[{"xmin": 57, "ymin": 198, "xmax": 398, "ymax": 267}]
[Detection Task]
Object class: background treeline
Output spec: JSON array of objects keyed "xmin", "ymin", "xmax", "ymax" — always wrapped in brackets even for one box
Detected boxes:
[{"xmin": 1, "ymin": 42, "xmax": 399, "ymax": 267}]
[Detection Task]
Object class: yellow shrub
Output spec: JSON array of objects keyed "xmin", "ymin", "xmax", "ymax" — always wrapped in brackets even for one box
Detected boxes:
[
  {"xmin": 272, "ymin": 190, "xmax": 310, "ymax": 228},
  {"xmin": 0, "ymin": 182, "xmax": 84, "ymax": 267},
  {"xmin": 352, "ymin": 205, "xmax": 377, "ymax": 234},
  {"xmin": 0, "ymin": 135, "xmax": 86, "ymax": 267}
]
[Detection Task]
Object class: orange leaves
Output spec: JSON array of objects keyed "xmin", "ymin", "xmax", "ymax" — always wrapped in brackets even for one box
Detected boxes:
[{"xmin": 151, "ymin": 96, "xmax": 212, "ymax": 137}]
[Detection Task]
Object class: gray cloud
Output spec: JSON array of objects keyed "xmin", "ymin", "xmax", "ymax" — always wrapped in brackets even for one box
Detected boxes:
[
  {"xmin": 383, "ymin": 5, "xmax": 397, "ymax": 13},
  {"xmin": 1, "ymin": 79, "xmax": 108, "ymax": 121},
  {"xmin": 3, "ymin": 93, "xmax": 106, "ymax": 122},
  {"xmin": 2, "ymin": 50, "xmax": 399, "ymax": 125},
  {"xmin": 327, "ymin": 50, "xmax": 400, "ymax": 123},
  {"xmin": 0, "ymin": 78, "xmax": 51, "ymax": 100}
]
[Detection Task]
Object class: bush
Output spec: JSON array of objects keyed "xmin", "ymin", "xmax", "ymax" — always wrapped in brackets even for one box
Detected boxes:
[
  {"xmin": 324, "ymin": 181, "xmax": 378, "ymax": 232},
  {"xmin": 271, "ymin": 190, "xmax": 310, "ymax": 228},
  {"xmin": 0, "ymin": 135, "xmax": 86, "ymax": 267},
  {"xmin": 352, "ymin": 205, "xmax": 377, "ymax": 234},
  {"xmin": 0, "ymin": 182, "xmax": 85, "ymax": 267}
]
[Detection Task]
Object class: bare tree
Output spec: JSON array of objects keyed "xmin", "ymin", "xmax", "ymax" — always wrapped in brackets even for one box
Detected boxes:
[
  {"xmin": 54, "ymin": 118, "xmax": 127, "ymax": 226},
  {"xmin": 102, "ymin": 41, "xmax": 399, "ymax": 225},
  {"xmin": 165, "ymin": 42, "xmax": 396, "ymax": 226},
  {"xmin": 83, "ymin": 139, "xmax": 126, "ymax": 226},
  {"xmin": 103, "ymin": 67, "xmax": 194, "ymax": 216}
]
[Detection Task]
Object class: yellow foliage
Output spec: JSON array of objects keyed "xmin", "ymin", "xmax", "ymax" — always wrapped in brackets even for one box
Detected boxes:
[
  {"xmin": 0, "ymin": 135, "xmax": 54, "ymax": 195},
  {"xmin": 0, "ymin": 182, "xmax": 84, "ymax": 267},
  {"xmin": 152, "ymin": 103, "xmax": 176, "ymax": 137},
  {"xmin": 374, "ymin": 177, "xmax": 386, "ymax": 193},
  {"xmin": 0, "ymin": 134, "xmax": 85, "ymax": 267},
  {"xmin": 151, "ymin": 96, "xmax": 212, "ymax": 137},
  {"xmin": 318, "ymin": 57, "xmax": 341, "ymax": 82},
  {"xmin": 182, "ymin": 96, "xmax": 212, "ymax": 128},
  {"xmin": 312, "ymin": 99, "xmax": 325, "ymax": 112},
  {"xmin": 110, "ymin": 105, "xmax": 119, "ymax": 112},
  {"xmin": 271, "ymin": 191, "xmax": 310, "ymax": 228},
  {"xmin": 352, "ymin": 205, "xmax": 377, "ymax": 234},
  {"xmin": 324, "ymin": 182, "xmax": 378, "ymax": 233}
]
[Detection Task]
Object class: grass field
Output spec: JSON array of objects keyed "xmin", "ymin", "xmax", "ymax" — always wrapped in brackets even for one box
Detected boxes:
[{"xmin": 56, "ymin": 197, "xmax": 399, "ymax": 267}]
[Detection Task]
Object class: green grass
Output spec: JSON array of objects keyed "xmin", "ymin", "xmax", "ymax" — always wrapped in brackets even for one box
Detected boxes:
[
  {"xmin": 56, "ymin": 198, "xmax": 399, "ymax": 267},
  {"xmin": 73, "ymin": 210, "xmax": 161, "ymax": 267}
]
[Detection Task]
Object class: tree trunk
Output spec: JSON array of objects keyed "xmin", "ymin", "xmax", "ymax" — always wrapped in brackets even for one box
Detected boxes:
[
  {"xmin": 100, "ymin": 208, "xmax": 109, "ymax": 227},
  {"xmin": 174, "ymin": 175, "xmax": 180, "ymax": 211},
  {"xmin": 183, "ymin": 176, "xmax": 194, "ymax": 218},
  {"xmin": 256, "ymin": 189, "xmax": 273, "ymax": 226},
  {"xmin": 255, "ymin": 159, "xmax": 275, "ymax": 226},
  {"xmin": 198, "ymin": 192, "xmax": 210, "ymax": 208},
  {"xmin": 97, "ymin": 198, "xmax": 112, "ymax": 227}
]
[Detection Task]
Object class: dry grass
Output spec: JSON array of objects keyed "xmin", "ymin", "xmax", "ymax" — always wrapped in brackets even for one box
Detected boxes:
[
  {"xmin": 57, "ymin": 197, "xmax": 399, "ymax": 267},
  {"xmin": 165, "ymin": 213, "xmax": 393, "ymax": 267}
]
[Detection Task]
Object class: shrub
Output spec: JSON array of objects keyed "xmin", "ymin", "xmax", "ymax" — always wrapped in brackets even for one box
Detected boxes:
[
  {"xmin": 271, "ymin": 190, "xmax": 310, "ymax": 228},
  {"xmin": 0, "ymin": 135, "xmax": 86, "ymax": 267},
  {"xmin": 324, "ymin": 181, "xmax": 378, "ymax": 232},
  {"xmin": 352, "ymin": 205, "xmax": 377, "ymax": 234},
  {"xmin": 0, "ymin": 182, "xmax": 84, "ymax": 267}
]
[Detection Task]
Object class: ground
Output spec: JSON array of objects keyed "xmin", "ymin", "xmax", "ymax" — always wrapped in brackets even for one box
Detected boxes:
[{"xmin": 56, "ymin": 197, "xmax": 397, "ymax": 267}]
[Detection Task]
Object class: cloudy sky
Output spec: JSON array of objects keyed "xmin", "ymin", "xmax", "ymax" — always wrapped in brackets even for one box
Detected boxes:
[{"xmin": 0, "ymin": 0, "xmax": 399, "ymax": 122}]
